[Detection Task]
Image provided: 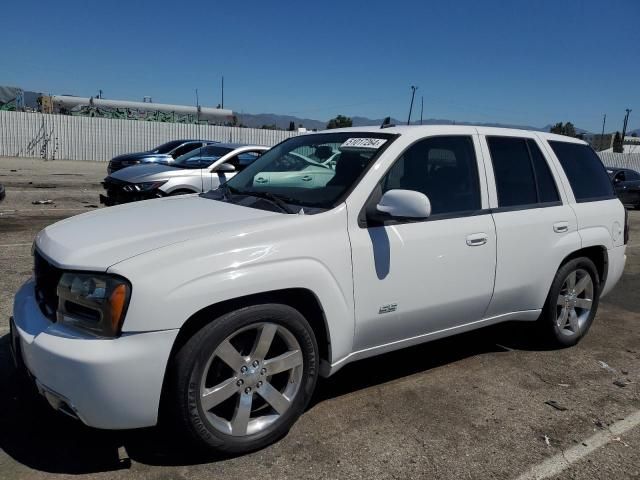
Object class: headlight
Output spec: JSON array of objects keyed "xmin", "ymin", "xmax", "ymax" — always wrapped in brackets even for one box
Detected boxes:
[
  {"xmin": 135, "ymin": 181, "xmax": 167, "ymax": 191},
  {"xmin": 123, "ymin": 180, "xmax": 167, "ymax": 192},
  {"xmin": 56, "ymin": 273, "xmax": 131, "ymax": 337}
]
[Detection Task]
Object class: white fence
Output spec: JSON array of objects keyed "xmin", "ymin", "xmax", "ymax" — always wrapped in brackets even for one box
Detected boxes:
[
  {"xmin": 597, "ymin": 151, "xmax": 640, "ymax": 171},
  {"xmin": 0, "ymin": 111, "xmax": 299, "ymax": 162}
]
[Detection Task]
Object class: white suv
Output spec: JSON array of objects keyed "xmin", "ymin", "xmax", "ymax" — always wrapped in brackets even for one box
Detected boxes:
[{"xmin": 11, "ymin": 125, "xmax": 628, "ymax": 454}]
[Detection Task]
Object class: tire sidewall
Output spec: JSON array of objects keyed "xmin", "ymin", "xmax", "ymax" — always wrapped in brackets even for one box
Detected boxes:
[{"xmin": 175, "ymin": 304, "xmax": 318, "ymax": 453}]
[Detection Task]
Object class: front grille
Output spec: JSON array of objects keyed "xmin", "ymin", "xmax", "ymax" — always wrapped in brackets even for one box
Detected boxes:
[{"xmin": 34, "ymin": 250, "xmax": 63, "ymax": 321}]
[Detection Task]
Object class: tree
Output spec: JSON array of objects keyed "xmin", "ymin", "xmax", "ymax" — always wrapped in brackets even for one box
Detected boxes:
[
  {"xmin": 613, "ymin": 131, "xmax": 623, "ymax": 153},
  {"xmin": 326, "ymin": 114, "xmax": 352, "ymax": 129},
  {"xmin": 260, "ymin": 124, "xmax": 279, "ymax": 130},
  {"xmin": 550, "ymin": 122, "xmax": 577, "ymax": 137},
  {"xmin": 288, "ymin": 121, "xmax": 296, "ymax": 131}
]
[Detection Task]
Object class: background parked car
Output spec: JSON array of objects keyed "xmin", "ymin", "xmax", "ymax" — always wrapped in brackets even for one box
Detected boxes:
[
  {"xmin": 107, "ymin": 140, "xmax": 219, "ymax": 174},
  {"xmin": 608, "ymin": 167, "xmax": 640, "ymax": 209},
  {"xmin": 100, "ymin": 143, "xmax": 268, "ymax": 205}
]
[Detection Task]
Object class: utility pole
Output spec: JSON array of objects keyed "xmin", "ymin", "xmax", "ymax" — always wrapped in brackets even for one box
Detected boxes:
[
  {"xmin": 98, "ymin": 89, "xmax": 103, "ymax": 99},
  {"xmin": 221, "ymin": 76, "xmax": 224, "ymax": 109},
  {"xmin": 621, "ymin": 109, "xmax": 632, "ymax": 148},
  {"xmin": 195, "ymin": 88, "xmax": 200, "ymax": 123},
  {"xmin": 600, "ymin": 114, "xmax": 606, "ymax": 150},
  {"xmin": 407, "ymin": 85, "xmax": 418, "ymax": 125},
  {"xmin": 420, "ymin": 96, "xmax": 424, "ymax": 125}
]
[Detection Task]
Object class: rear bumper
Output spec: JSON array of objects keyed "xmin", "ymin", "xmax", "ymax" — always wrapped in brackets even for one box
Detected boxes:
[
  {"xmin": 601, "ymin": 245, "xmax": 626, "ymax": 298},
  {"xmin": 12, "ymin": 280, "xmax": 179, "ymax": 429}
]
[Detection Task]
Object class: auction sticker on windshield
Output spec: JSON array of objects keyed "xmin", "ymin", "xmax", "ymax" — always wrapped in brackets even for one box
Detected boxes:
[{"xmin": 340, "ymin": 138, "xmax": 387, "ymax": 150}]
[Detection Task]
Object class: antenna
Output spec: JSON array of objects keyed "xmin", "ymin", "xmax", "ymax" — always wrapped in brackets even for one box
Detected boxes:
[{"xmin": 407, "ymin": 85, "xmax": 418, "ymax": 125}]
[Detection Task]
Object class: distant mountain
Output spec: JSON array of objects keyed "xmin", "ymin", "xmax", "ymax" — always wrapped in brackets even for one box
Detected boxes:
[{"xmin": 234, "ymin": 111, "xmax": 594, "ymax": 134}]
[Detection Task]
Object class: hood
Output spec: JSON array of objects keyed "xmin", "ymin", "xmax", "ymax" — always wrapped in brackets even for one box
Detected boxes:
[
  {"xmin": 35, "ymin": 195, "xmax": 280, "ymax": 270},
  {"xmin": 109, "ymin": 163, "xmax": 191, "ymax": 183},
  {"xmin": 111, "ymin": 152, "xmax": 172, "ymax": 162}
]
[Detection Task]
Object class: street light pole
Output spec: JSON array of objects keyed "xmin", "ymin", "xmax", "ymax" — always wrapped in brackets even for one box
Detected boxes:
[
  {"xmin": 420, "ymin": 96, "xmax": 424, "ymax": 125},
  {"xmin": 407, "ymin": 85, "xmax": 418, "ymax": 125},
  {"xmin": 600, "ymin": 114, "xmax": 606, "ymax": 150}
]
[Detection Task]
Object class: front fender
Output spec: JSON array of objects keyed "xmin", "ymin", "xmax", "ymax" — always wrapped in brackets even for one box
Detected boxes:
[{"xmin": 108, "ymin": 207, "xmax": 355, "ymax": 364}]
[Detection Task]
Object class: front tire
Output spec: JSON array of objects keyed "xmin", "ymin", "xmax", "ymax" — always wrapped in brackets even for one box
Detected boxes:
[
  {"xmin": 170, "ymin": 304, "xmax": 319, "ymax": 454},
  {"xmin": 539, "ymin": 257, "xmax": 600, "ymax": 347}
]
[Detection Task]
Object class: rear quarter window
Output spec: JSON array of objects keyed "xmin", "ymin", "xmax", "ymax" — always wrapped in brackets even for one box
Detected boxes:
[{"xmin": 548, "ymin": 141, "xmax": 615, "ymax": 202}]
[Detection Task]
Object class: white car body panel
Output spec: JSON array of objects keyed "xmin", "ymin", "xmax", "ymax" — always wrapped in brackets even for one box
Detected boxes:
[{"xmin": 13, "ymin": 125, "xmax": 627, "ymax": 430}]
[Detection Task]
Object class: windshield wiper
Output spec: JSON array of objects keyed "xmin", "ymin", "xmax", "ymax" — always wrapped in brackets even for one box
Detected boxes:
[{"xmin": 236, "ymin": 189, "xmax": 296, "ymax": 214}]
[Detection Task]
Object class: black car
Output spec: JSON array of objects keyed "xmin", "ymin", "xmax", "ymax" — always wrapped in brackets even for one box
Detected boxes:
[
  {"xmin": 608, "ymin": 167, "xmax": 640, "ymax": 209},
  {"xmin": 107, "ymin": 140, "xmax": 219, "ymax": 174}
]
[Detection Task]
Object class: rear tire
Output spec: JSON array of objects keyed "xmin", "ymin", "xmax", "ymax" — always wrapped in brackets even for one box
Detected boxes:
[
  {"xmin": 169, "ymin": 304, "xmax": 318, "ymax": 454},
  {"xmin": 538, "ymin": 257, "xmax": 600, "ymax": 347}
]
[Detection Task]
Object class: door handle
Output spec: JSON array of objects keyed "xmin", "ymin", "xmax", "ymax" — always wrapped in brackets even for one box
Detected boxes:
[
  {"xmin": 255, "ymin": 177, "xmax": 268, "ymax": 183},
  {"xmin": 301, "ymin": 175, "xmax": 312, "ymax": 182},
  {"xmin": 553, "ymin": 222, "xmax": 569, "ymax": 233},
  {"xmin": 466, "ymin": 233, "xmax": 488, "ymax": 246}
]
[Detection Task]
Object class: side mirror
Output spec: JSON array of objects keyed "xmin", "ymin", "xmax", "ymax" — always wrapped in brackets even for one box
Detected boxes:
[
  {"xmin": 215, "ymin": 163, "xmax": 236, "ymax": 173},
  {"xmin": 376, "ymin": 189, "xmax": 431, "ymax": 219}
]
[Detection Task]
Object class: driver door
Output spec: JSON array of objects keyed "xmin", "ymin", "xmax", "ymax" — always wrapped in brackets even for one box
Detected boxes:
[{"xmin": 348, "ymin": 134, "xmax": 496, "ymax": 351}]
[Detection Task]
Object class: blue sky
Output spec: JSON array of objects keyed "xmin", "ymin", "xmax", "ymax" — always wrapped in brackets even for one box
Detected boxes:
[{"xmin": 1, "ymin": 0, "xmax": 638, "ymax": 132}]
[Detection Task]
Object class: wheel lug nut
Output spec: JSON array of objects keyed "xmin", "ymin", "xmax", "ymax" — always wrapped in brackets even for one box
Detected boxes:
[
  {"xmin": 237, "ymin": 379, "xmax": 244, "ymax": 386},
  {"xmin": 261, "ymin": 368, "xmax": 266, "ymax": 375},
  {"xmin": 240, "ymin": 366, "xmax": 248, "ymax": 373},
  {"xmin": 252, "ymin": 360, "xmax": 260, "ymax": 367},
  {"xmin": 257, "ymin": 381, "xmax": 263, "ymax": 388},
  {"xmin": 245, "ymin": 387, "xmax": 252, "ymax": 394}
]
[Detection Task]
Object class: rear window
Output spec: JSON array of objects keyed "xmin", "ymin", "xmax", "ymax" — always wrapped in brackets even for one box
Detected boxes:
[{"xmin": 548, "ymin": 142, "xmax": 615, "ymax": 202}]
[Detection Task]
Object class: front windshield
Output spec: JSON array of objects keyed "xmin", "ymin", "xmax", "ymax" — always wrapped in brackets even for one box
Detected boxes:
[
  {"xmin": 172, "ymin": 146, "xmax": 233, "ymax": 168},
  {"xmin": 225, "ymin": 132, "xmax": 396, "ymax": 209},
  {"xmin": 152, "ymin": 140, "xmax": 184, "ymax": 154}
]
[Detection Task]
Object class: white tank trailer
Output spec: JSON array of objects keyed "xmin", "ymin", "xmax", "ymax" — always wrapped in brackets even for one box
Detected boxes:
[{"xmin": 50, "ymin": 95, "xmax": 234, "ymax": 123}]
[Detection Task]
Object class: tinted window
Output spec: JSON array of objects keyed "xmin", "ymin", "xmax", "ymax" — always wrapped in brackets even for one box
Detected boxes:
[
  {"xmin": 381, "ymin": 136, "xmax": 481, "ymax": 215},
  {"xmin": 171, "ymin": 142, "xmax": 201, "ymax": 158},
  {"xmin": 549, "ymin": 141, "xmax": 615, "ymax": 201},
  {"xmin": 626, "ymin": 170, "xmax": 640, "ymax": 181},
  {"xmin": 152, "ymin": 140, "xmax": 185, "ymax": 154},
  {"xmin": 527, "ymin": 139, "xmax": 560, "ymax": 203},
  {"xmin": 487, "ymin": 137, "xmax": 537, "ymax": 207}
]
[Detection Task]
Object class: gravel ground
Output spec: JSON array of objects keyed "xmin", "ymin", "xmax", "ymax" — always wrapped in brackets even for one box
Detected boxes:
[{"xmin": 0, "ymin": 156, "xmax": 639, "ymax": 480}]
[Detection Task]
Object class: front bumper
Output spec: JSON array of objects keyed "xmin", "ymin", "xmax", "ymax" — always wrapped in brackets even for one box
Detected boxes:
[
  {"xmin": 12, "ymin": 280, "xmax": 179, "ymax": 429},
  {"xmin": 100, "ymin": 178, "xmax": 164, "ymax": 206}
]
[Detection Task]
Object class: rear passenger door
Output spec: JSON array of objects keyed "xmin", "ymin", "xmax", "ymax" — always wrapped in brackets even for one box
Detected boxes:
[{"xmin": 481, "ymin": 134, "xmax": 581, "ymax": 318}]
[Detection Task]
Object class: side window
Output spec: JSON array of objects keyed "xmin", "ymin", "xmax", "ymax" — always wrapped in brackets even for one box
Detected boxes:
[
  {"xmin": 487, "ymin": 137, "xmax": 537, "ymax": 207},
  {"xmin": 380, "ymin": 136, "xmax": 481, "ymax": 215},
  {"xmin": 614, "ymin": 171, "xmax": 626, "ymax": 183},
  {"xmin": 228, "ymin": 151, "xmax": 261, "ymax": 171},
  {"xmin": 548, "ymin": 141, "xmax": 615, "ymax": 202},
  {"xmin": 527, "ymin": 139, "xmax": 560, "ymax": 203},
  {"xmin": 627, "ymin": 170, "xmax": 640, "ymax": 181},
  {"xmin": 172, "ymin": 142, "xmax": 200, "ymax": 158}
]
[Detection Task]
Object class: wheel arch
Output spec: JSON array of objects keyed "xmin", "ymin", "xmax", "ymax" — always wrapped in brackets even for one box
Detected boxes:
[
  {"xmin": 167, "ymin": 288, "xmax": 331, "ymax": 371},
  {"xmin": 559, "ymin": 245, "xmax": 608, "ymax": 286}
]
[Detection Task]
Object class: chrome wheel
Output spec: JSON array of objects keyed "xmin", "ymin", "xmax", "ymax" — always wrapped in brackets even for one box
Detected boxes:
[
  {"xmin": 556, "ymin": 268, "xmax": 594, "ymax": 336},
  {"xmin": 199, "ymin": 322, "xmax": 304, "ymax": 437}
]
